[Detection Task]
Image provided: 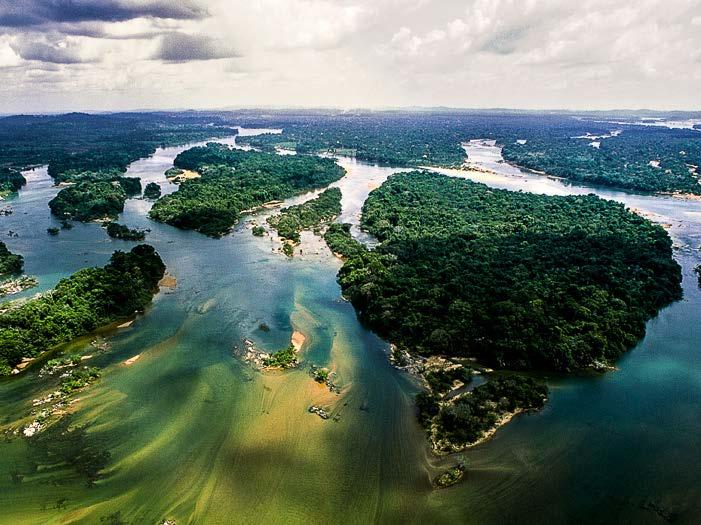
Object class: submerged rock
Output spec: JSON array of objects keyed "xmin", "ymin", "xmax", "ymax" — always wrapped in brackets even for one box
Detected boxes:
[{"xmin": 308, "ymin": 405, "xmax": 329, "ymax": 419}]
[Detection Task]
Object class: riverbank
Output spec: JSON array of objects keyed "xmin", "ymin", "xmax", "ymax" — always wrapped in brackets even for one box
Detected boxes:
[{"xmin": 0, "ymin": 275, "xmax": 37, "ymax": 297}]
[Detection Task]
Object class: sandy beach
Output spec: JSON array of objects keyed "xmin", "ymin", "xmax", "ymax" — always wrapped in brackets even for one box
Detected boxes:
[
  {"xmin": 159, "ymin": 274, "xmax": 177, "ymax": 289},
  {"xmin": 291, "ymin": 330, "xmax": 306, "ymax": 351},
  {"xmin": 123, "ymin": 354, "xmax": 141, "ymax": 366}
]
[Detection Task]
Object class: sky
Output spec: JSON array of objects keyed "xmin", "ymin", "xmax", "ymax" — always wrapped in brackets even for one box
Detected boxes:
[{"xmin": 0, "ymin": 0, "xmax": 699, "ymax": 113}]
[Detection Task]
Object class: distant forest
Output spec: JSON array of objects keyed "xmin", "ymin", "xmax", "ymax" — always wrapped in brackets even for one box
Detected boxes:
[
  {"xmin": 232, "ymin": 110, "xmax": 701, "ymax": 194},
  {"xmin": 1, "ymin": 110, "xmax": 698, "ymax": 196}
]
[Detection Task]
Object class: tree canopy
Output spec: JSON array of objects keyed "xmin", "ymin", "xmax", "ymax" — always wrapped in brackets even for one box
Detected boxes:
[
  {"xmin": 335, "ymin": 171, "xmax": 682, "ymax": 371},
  {"xmin": 0, "ymin": 245, "xmax": 165, "ymax": 375},
  {"xmin": 149, "ymin": 143, "xmax": 345, "ymax": 236}
]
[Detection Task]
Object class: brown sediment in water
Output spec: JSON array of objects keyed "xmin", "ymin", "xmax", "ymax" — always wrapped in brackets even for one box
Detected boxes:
[{"xmin": 159, "ymin": 274, "xmax": 177, "ymax": 289}]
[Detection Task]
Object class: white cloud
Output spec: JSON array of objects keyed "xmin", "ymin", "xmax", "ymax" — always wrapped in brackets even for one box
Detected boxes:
[{"xmin": 0, "ymin": 0, "xmax": 699, "ymax": 111}]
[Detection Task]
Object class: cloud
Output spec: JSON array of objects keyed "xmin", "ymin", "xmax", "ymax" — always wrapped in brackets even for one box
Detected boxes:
[
  {"xmin": 10, "ymin": 36, "xmax": 93, "ymax": 64},
  {"xmin": 480, "ymin": 26, "xmax": 529, "ymax": 55},
  {"xmin": 154, "ymin": 32, "xmax": 238, "ymax": 62},
  {"xmin": 0, "ymin": 0, "xmax": 699, "ymax": 112},
  {"xmin": 0, "ymin": 0, "xmax": 207, "ymax": 28},
  {"xmin": 0, "ymin": 39, "xmax": 21, "ymax": 67}
]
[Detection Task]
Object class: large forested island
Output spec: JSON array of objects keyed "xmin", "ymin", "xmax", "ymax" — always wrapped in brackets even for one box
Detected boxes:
[
  {"xmin": 149, "ymin": 143, "xmax": 345, "ymax": 236},
  {"xmin": 0, "ymin": 245, "xmax": 165, "ymax": 375},
  {"xmin": 326, "ymin": 170, "xmax": 682, "ymax": 449},
  {"xmin": 336, "ymin": 171, "xmax": 682, "ymax": 371}
]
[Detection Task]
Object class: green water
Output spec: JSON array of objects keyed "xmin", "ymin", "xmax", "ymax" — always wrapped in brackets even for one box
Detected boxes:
[{"xmin": 0, "ymin": 134, "xmax": 700, "ymax": 524}]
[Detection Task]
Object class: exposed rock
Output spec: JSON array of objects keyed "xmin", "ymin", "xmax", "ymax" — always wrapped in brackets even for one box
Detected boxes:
[{"xmin": 308, "ymin": 405, "xmax": 329, "ymax": 419}]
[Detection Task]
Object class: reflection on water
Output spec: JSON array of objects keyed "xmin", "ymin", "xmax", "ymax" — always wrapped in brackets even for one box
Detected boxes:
[{"xmin": 0, "ymin": 132, "xmax": 699, "ymax": 523}]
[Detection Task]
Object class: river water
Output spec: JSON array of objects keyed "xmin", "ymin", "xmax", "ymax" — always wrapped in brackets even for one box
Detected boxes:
[{"xmin": 0, "ymin": 134, "xmax": 699, "ymax": 524}]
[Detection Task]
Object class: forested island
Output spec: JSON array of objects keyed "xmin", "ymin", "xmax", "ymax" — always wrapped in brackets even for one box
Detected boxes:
[
  {"xmin": 323, "ymin": 171, "xmax": 682, "ymax": 448},
  {"xmin": 267, "ymin": 187, "xmax": 342, "ymax": 243},
  {"xmin": 338, "ymin": 171, "xmax": 681, "ymax": 370},
  {"xmin": 0, "ymin": 167, "xmax": 27, "ymax": 198},
  {"xmin": 417, "ymin": 375, "xmax": 548, "ymax": 452},
  {"xmin": 0, "ymin": 241, "xmax": 24, "ymax": 276},
  {"xmin": 49, "ymin": 180, "xmax": 129, "ymax": 221},
  {"xmin": 0, "ymin": 245, "xmax": 165, "ymax": 375},
  {"xmin": 143, "ymin": 182, "xmax": 162, "ymax": 199},
  {"xmin": 105, "ymin": 222, "xmax": 146, "ymax": 241},
  {"xmin": 149, "ymin": 143, "xmax": 345, "ymax": 236}
]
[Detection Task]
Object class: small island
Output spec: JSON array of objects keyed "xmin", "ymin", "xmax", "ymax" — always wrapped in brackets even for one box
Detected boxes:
[
  {"xmin": 143, "ymin": 181, "xmax": 162, "ymax": 199},
  {"xmin": 105, "ymin": 222, "xmax": 147, "ymax": 241},
  {"xmin": 0, "ymin": 167, "xmax": 27, "ymax": 198},
  {"xmin": 149, "ymin": 143, "xmax": 345, "ymax": 237},
  {"xmin": 0, "ymin": 244, "xmax": 165, "ymax": 375},
  {"xmin": 267, "ymin": 187, "xmax": 342, "ymax": 246},
  {"xmin": 0, "ymin": 241, "xmax": 24, "ymax": 275},
  {"xmin": 49, "ymin": 180, "xmax": 129, "ymax": 221},
  {"xmin": 263, "ymin": 344, "xmax": 298, "ymax": 369}
]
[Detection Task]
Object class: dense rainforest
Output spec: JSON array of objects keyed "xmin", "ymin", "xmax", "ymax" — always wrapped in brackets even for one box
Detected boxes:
[
  {"xmin": 267, "ymin": 187, "xmax": 342, "ymax": 243},
  {"xmin": 233, "ymin": 110, "xmax": 701, "ymax": 194},
  {"xmin": 149, "ymin": 143, "xmax": 345, "ymax": 236},
  {"xmin": 323, "ymin": 223, "xmax": 368, "ymax": 259},
  {"xmin": 105, "ymin": 222, "xmax": 146, "ymax": 241},
  {"xmin": 417, "ymin": 375, "xmax": 548, "ymax": 451},
  {"xmin": 0, "ymin": 113, "xmax": 236, "ymax": 225},
  {"xmin": 0, "ymin": 112, "xmax": 233, "ymax": 177},
  {"xmin": 0, "ymin": 245, "xmax": 165, "ymax": 375},
  {"xmin": 0, "ymin": 242, "xmax": 23, "ymax": 276},
  {"xmin": 49, "ymin": 181, "xmax": 128, "ymax": 221},
  {"xmin": 502, "ymin": 126, "xmax": 701, "ymax": 194},
  {"xmin": 334, "ymin": 171, "xmax": 682, "ymax": 371},
  {"xmin": 143, "ymin": 182, "xmax": 162, "ymax": 199},
  {"xmin": 0, "ymin": 167, "xmax": 27, "ymax": 197}
]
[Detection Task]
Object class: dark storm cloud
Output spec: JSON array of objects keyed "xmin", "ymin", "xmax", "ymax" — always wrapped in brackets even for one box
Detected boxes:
[
  {"xmin": 154, "ymin": 32, "xmax": 238, "ymax": 62},
  {"xmin": 0, "ymin": 0, "xmax": 207, "ymax": 28},
  {"xmin": 10, "ymin": 40, "xmax": 89, "ymax": 64}
]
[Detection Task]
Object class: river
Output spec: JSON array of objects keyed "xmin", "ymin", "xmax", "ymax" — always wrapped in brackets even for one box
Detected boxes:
[{"xmin": 0, "ymin": 133, "xmax": 699, "ymax": 524}]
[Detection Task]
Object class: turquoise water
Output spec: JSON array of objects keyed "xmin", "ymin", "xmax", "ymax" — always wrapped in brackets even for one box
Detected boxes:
[{"xmin": 0, "ymin": 133, "xmax": 699, "ymax": 523}]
